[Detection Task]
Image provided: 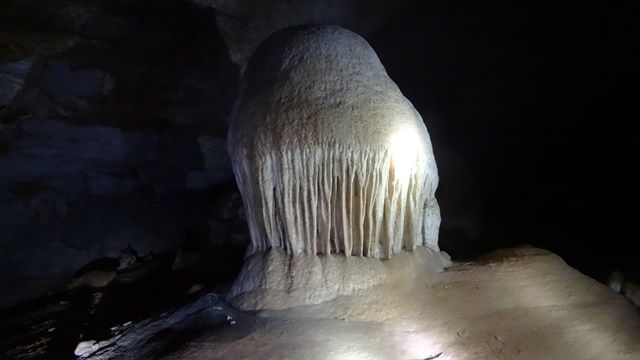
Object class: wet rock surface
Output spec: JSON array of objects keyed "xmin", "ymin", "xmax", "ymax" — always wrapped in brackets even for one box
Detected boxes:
[{"xmin": 3, "ymin": 247, "xmax": 637, "ymax": 359}]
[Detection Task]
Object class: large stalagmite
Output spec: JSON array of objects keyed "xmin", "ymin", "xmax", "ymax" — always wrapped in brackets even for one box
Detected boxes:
[{"xmin": 226, "ymin": 25, "xmax": 449, "ymax": 309}]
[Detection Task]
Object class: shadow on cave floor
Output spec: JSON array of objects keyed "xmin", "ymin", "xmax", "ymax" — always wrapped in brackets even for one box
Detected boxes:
[{"xmin": 0, "ymin": 245, "xmax": 245, "ymax": 360}]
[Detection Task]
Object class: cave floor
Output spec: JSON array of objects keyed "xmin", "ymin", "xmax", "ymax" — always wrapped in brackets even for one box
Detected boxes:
[{"xmin": 3, "ymin": 247, "xmax": 640, "ymax": 360}]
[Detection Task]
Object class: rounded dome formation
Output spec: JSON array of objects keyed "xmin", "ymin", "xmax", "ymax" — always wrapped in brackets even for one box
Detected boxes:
[{"xmin": 228, "ymin": 25, "xmax": 441, "ymax": 260}]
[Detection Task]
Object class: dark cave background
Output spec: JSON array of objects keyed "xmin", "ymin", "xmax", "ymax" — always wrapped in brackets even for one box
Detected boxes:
[
  {"xmin": 0, "ymin": 0, "xmax": 637, "ymax": 310},
  {"xmin": 369, "ymin": 2, "xmax": 638, "ymax": 281}
]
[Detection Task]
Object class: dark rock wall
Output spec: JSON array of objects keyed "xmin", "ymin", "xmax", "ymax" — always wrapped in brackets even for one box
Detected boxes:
[
  {"xmin": 193, "ymin": 0, "xmax": 412, "ymax": 68},
  {"xmin": 0, "ymin": 0, "xmax": 240, "ymax": 308}
]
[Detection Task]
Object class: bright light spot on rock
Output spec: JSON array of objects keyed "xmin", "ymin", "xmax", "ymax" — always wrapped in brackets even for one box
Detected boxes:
[
  {"xmin": 389, "ymin": 127, "xmax": 422, "ymax": 181},
  {"xmin": 333, "ymin": 349, "xmax": 375, "ymax": 360},
  {"xmin": 389, "ymin": 324, "xmax": 446, "ymax": 360},
  {"xmin": 403, "ymin": 332, "xmax": 438, "ymax": 359},
  {"xmin": 74, "ymin": 340, "xmax": 98, "ymax": 357}
]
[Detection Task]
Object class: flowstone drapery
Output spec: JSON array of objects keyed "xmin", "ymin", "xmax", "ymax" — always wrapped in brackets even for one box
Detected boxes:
[{"xmin": 226, "ymin": 25, "xmax": 450, "ymax": 309}]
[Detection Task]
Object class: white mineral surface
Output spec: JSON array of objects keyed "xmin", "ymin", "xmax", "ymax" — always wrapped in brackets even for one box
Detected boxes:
[
  {"xmin": 228, "ymin": 25, "xmax": 441, "ymax": 260},
  {"xmin": 226, "ymin": 25, "xmax": 447, "ymax": 309}
]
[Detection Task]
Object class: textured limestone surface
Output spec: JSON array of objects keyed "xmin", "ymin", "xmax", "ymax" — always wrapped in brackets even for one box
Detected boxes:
[
  {"xmin": 227, "ymin": 247, "xmax": 451, "ymax": 310},
  {"xmin": 227, "ymin": 25, "xmax": 444, "ymax": 309},
  {"xmin": 79, "ymin": 248, "xmax": 640, "ymax": 360},
  {"xmin": 229, "ymin": 25, "xmax": 441, "ymax": 259}
]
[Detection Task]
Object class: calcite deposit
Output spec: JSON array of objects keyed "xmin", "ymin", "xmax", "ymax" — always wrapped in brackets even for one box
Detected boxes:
[{"xmin": 227, "ymin": 25, "xmax": 447, "ymax": 309}]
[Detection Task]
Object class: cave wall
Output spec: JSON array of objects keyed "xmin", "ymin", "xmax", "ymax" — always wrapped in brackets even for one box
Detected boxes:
[
  {"xmin": 0, "ymin": 0, "xmax": 414, "ymax": 309},
  {"xmin": 0, "ymin": 0, "xmax": 241, "ymax": 308}
]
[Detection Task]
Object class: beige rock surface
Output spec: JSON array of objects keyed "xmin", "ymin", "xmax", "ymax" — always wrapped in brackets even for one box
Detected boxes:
[
  {"xmin": 227, "ymin": 246, "xmax": 451, "ymax": 310},
  {"xmin": 177, "ymin": 248, "xmax": 640, "ymax": 360},
  {"xmin": 81, "ymin": 248, "xmax": 640, "ymax": 360}
]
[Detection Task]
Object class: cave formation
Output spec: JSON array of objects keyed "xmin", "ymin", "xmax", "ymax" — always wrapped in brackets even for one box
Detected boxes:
[
  {"xmin": 0, "ymin": 1, "xmax": 639, "ymax": 360},
  {"xmin": 226, "ymin": 25, "xmax": 449, "ymax": 309}
]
